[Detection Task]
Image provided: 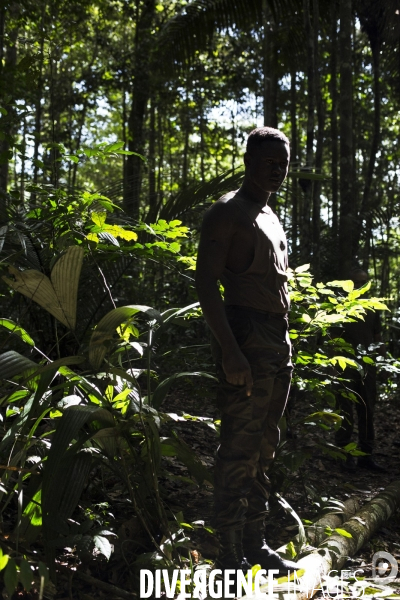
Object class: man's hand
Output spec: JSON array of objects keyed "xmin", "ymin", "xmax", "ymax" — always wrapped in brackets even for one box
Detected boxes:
[{"xmin": 222, "ymin": 347, "xmax": 253, "ymax": 396}]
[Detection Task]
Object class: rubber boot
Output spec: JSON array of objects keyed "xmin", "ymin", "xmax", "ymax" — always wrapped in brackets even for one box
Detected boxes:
[{"xmin": 243, "ymin": 520, "xmax": 298, "ymax": 574}]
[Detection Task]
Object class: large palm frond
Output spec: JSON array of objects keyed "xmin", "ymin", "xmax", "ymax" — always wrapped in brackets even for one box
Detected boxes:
[{"xmin": 156, "ymin": 0, "xmax": 304, "ymax": 68}]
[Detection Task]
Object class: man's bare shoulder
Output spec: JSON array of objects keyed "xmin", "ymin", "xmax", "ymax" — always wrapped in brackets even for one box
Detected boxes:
[{"xmin": 202, "ymin": 190, "xmax": 242, "ymax": 225}]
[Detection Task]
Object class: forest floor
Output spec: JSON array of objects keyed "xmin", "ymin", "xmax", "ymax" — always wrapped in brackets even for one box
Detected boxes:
[
  {"xmin": 160, "ymin": 380, "xmax": 400, "ymax": 590},
  {"xmin": 27, "ymin": 376, "xmax": 400, "ymax": 600}
]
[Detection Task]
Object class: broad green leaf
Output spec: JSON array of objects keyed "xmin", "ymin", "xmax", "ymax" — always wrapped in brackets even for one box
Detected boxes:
[
  {"xmin": 89, "ymin": 305, "xmax": 161, "ymax": 370},
  {"xmin": 38, "ymin": 562, "xmax": 49, "ymax": 584},
  {"xmin": 301, "ymin": 314, "xmax": 312, "ymax": 323},
  {"xmin": 334, "ymin": 528, "xmax": 352, "ymax": 538},
  {"xmin": 23, "ymin": 489, "xmax": 42, "ymax": 526},
  {"xmin": 4, "ymin": 559, "xmax": 17, "ymax": 595},
  {"xmin": 326, "ymin": 279, "xmax": 354, "ymax": 292},
  {"xmin": 87, "ymin": 232, "xmax": 99, "ymax": 243},
  {"xmin": 91, "ymin": 212, "xmax": 107, "ymax": 227},
  {"xmin": 93, "ymin": 535, "xmax": 112, "ymax": 560},
  {"xmin": 294, "ymin": 264, "xmax": 310, "ymax": 274},
  {"xmin": 103, "ymin": 224, "xmax": 138, "ymax": 241},
  {"xmin": 19, "ymin": 558, "xmax": 34, "ymax": 590},
  {"xmin": 0, "ymin": 351, "xmax": 37, "ymax": 380},
  {"xmin": 104, "ymin": 141, "xmax": 124, "ymax": 152},
  {"xmin": 363, "ymin": 356, "xmax": 375, "ymax": 365},
  {"xmin": 3, "ymin": 246, "xmax": 84, "ymax": 329},
  {"xmin": 64, "ymin": 154, "xmax": 79, "ymax": 163},
  {"xmin": 0, "ymin": 548, "xmax": 9, "ymax": 570},
  {"xmin": 0, "ymin": 319, "xmax": 34, "ymax": 346},
  {"xmin": 367, "ymin": 299, "xmax": 389, "ymax": 310}
]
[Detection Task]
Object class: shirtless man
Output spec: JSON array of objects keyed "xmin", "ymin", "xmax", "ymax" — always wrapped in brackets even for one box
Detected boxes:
[{"xmin": 196, "ymin": 127, "xmax": 297, "ymax": 574}]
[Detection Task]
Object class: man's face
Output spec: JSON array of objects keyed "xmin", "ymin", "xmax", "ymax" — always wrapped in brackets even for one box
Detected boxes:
[
  {"xmin": 244, "ymin": 140, "xmax": 290, "ymax": 194},
  {"xmin": 352, "ymin": 271, "xmax": 369, "ymax": 289}
]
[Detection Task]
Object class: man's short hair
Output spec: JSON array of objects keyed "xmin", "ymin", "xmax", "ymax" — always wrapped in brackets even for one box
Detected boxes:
[
  {"xmin": 349, "ymin": 267, "xmax": 369, "ymax": 281},
  {"xmin": 246, "ymin": 127, "xmax": 290, "ymax": 152}
]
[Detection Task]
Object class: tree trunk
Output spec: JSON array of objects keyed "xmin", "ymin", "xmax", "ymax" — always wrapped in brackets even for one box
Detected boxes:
[
  {"xmin": 262, "ymin": 0, "xmax": 277, "ymax": 128},
  {"xmin": 294, "ymin": 481, "xmax": 400, "ymax": 600},
  {"xmin": 32, "ymin": 3, "xmax": 45, "ymax": 190},
  {"xmin": 148, "ymin": 96, "xmax": 157, "ymax": 212},
  {"xmin": 298, "ymin": 0, "xmax": 314, "ymax": 264},
  {"xmin": 330, "ymin": 0, "xmax": 339, "ymax": 245},
  {"xmin": 276, "ymin": 497, "xmax": 360, "ymax": 551},
  {"xmin": 247, "ymin": 481, "xmax": 400, "ymax": 600},
  {"xmin": 124, "ymin": 0, "xmax": 156, "ymax": 219},
  {"xmin": 338, "ymin": 0, "xmax": 354, "ymax": 278},
  {"xmin": 290, "ymin": 67, "xmax": 299, "ymax": 258},
  {"xmin": 0, "ymin": 21, "xmax": 18, "ymax": 221},
  {"xmin": 359, "ymin": 37, "xmax": 381, "ymax": 265},
  {"xmin": 311, "ymin": 0, "xmax": 325, "ymax": 279}
]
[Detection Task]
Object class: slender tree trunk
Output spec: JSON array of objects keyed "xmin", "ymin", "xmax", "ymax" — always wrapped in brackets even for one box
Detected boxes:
[
  {"xmin": 148, "ymin": 96, "xmax": 156, "ymax": 212},
  {"xmin": 359, "ymin": 39, "xmax": 381, "ymax": 263},
  {"xmin": 33, "ymin": 3, "xmax": 45, "ymax": 190},
  {"xmin": 338, "ymin": 0, "xmax": 354, "ymax": 278},
  {"xmin": 0, "ymin": 23, "xmax": 18, "ymax": 222},
  {"xmin": 330, "ymin": 0, "xmax": 339, "ymax": 246},
  {"xmin": 0, "ymin": 4, "xmax": 7, "ymax": 223},
  {"xmin": 124, "ymin": 0, "xmax": 156, "ymax": 218},
  {"xmin": 312, "ymin": 0, "xmax": 325, "ymax": 279},
  {"xmin": 199, "ymin": 97, "xmax": 206, "ymax": 182},
  {"xmin": 299, "ymin": 0, "xmax": 314, "ymax": 264},
  {"xmin": 290, "ymin": 66, "xmax": 298, "ymax": 257},
  {"xmin": 182, "ymin": 87, "xmax": 189, "ymax": 189},
  {"xmin": 0, "ymin": 4, "xmax": 5, "ymax": 66},
  {"xmin": 262, "ymin": 0, "xmax": 277, "ymax": 128}
]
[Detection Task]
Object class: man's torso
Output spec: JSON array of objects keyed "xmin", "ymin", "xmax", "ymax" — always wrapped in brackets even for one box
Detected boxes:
[{"xmin": 215, "ymin": 190, "xmax": 289, "ymax": 314}]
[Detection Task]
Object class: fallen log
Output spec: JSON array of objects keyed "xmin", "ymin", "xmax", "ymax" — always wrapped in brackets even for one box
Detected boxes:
[
  {"xmin": 276, "ymin": 496, "xmax": 360, "ymax": 554},
  {"xmin": 304, "ymin": 496, "xmax": 359, "ymax": 547},
  {"xmin": 247, "ymin": 481, "xmax": 400, "ymax": 600}
]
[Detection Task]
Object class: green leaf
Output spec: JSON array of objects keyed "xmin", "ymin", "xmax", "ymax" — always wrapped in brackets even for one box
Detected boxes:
[
  {"xmin": 38, "ymin": 562, "xmax": 49, "ymax": 584},
  {"xmin": 93, "ymin": 535, "xmax": 112, "ymax": 559},
  {"xmin": 89, "ymin": 305, "xmax": 161, "ymax": 370},
  {"xmin": 295, "ymin": 264, "xmax": 311, "ymax": 273},
  {"xmin": 91, "ymin": 212, "xmax": 107, "ymax": 227},
  {"xmin": 362, "ymin": 356, "xmax": 375, "ymax": 365},
  {"xmin": 326, "ymin": 279, "xmax": 354, "ymax": 292},
  {"xmin": 301, "ymin": 314, "xmax": 312, "ymax": 323},
  {"xmin": 4, "ymin": 559, "xmax": 17, "ymax": 595},
  {"xmin": 334, "ymin": 528, "xmax": 352, "ymax": 538},
  {"xmin": 19, "ymin": 558, "xmax": 34, "ymax": 590},
  {"xmin": 104, "ymin": 141, "xmax": 124, "ymax": 152},
  {"xmin": 64, "ymin": 155, "xmax": 79, "ymax": 164},
  {"xmin": 0, "ymin": 319, "xmax": 35, "ymax": 345},
  {"xmin": 0, "ymin": 548, "xmax": 9, "ymax": 570},
  {"xmin": 0, "ymin": 350, "xmax": 37, "ymax": 380},
  {"xmin": 23, "ymin": 489, "xmax": 42, "ymax": 526}
]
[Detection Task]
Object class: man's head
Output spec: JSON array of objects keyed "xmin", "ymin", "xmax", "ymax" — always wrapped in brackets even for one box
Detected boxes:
[
  {"xmin": 350, "ymin": 268, "xmax": 369, "ymax": 289},
  {"xmin": 244, "ymin": 127, "xmax": 290, "ymax": 195}
]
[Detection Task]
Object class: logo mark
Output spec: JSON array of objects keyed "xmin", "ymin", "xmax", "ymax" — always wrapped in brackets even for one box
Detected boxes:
[{"xmin": 372, "ymin": 551, "xmax": 398, "ymax": 584}]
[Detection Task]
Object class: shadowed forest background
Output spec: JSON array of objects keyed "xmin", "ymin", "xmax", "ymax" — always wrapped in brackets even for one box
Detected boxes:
[{"xmin": 1, "ymin": 0, "xmax": 400, "ymax": 598}]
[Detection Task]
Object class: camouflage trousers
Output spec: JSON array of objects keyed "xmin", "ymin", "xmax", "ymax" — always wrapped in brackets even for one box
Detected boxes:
[{"xmin": 211, "ymin": 306, "xmax": 293, "ymax": 532}]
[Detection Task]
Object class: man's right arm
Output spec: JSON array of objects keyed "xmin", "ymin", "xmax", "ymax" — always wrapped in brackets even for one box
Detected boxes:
[{"xmin": 195, "ymin": 203, "xmax": 253, "ymax": 396}]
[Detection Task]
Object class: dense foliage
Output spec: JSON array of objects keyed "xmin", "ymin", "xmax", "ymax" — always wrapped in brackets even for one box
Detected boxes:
[{"xmin": 0, "ymin": 0, "xmax": 399, "ymax": 597}]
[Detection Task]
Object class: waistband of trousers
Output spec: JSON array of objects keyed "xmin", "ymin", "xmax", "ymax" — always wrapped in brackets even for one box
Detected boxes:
[{"xmin": 225, "ymin": 304, "xmax": 288, "ymax": 319}]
